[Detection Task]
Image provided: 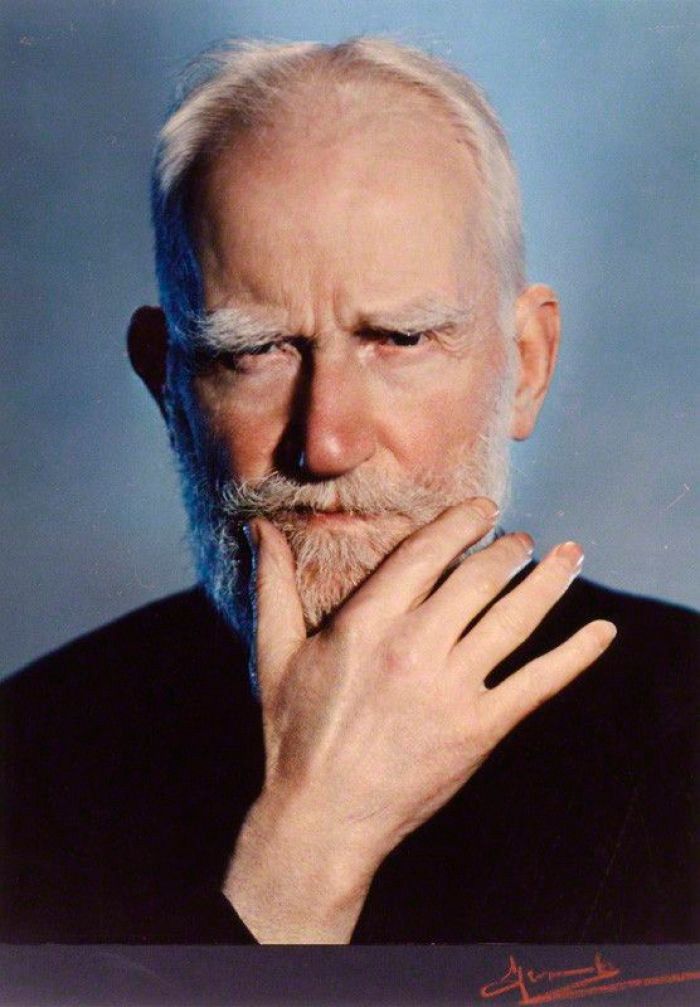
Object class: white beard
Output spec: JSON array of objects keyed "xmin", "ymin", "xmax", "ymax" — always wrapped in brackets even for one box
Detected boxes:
[{"xmin": 170, "ymin": 373, "xmax": 513, "ymax": 634}]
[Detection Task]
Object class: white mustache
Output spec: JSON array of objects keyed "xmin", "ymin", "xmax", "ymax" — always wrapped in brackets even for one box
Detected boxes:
[{"xmin": 218, "ymin": 467, "xmax": 483, "ymax": 523}]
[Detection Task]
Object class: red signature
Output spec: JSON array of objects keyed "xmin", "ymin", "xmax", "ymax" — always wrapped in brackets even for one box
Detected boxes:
[{"xmin": 480, "ymin": 951, "xmax": 700, "ymax": 1004}]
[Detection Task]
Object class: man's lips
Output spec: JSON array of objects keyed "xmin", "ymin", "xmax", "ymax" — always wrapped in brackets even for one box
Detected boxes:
[
  {"xmin": 273, "ymin": 507, "xmax": 372, "ymax": 523},
  {"xmin": 307, "ymin": 510, "xmax": 368, "ymax": 524},
  {"xmin": 270, "ymin": 507, "xmax": 378, "ymax": 526},
  {"xmin": 268, "ymin": 509, "xmax": 421, "ymax": 538}
]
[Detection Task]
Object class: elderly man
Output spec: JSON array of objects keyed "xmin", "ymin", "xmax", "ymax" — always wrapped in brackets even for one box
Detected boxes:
[{"xmin": 2, "ymin": 38, "xmax": 697, "ymax": 944}]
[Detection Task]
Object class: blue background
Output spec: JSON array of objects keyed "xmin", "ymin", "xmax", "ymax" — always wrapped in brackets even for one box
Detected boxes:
[{"xmin": 2, "ymin": 0, "xmax": 697, "ymax": 675}]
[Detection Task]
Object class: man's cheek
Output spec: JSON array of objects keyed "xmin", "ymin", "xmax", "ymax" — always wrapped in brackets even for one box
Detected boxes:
[{"xmin": 204, "ymin": 413, "xmax": 283, "ymax": 481}]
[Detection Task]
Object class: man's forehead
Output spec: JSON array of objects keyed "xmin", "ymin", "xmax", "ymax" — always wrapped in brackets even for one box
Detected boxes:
[
  {"xmin": 191, "ymin": 71, "xmax": 491, "ymax": 331},
  {"xmin": 196, "ymin": 71, "xmax": 480, "ymax": 218}
]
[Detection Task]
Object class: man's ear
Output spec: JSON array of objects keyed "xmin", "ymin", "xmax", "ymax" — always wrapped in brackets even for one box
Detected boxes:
[
  {"xmin": 509, "ymin": 284, "xmax": 560, "ymax": 440},
  {"xmin": 127, "ymin": 306, "xmax": 169, "ymax": 419}
]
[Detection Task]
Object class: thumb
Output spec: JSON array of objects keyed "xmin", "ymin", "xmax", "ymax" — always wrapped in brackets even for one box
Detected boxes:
[{"xmin": 251, "ymin": 517, "xmax": 306, "ymax": 700}]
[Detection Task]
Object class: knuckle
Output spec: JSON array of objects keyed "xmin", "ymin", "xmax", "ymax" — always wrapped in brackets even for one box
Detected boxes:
[
  {"xmin": 492, "ymin": 603, "xmax": 528, "ymax": 638},
  {"xmin": 382, "ymin": 636, "xmax": 421, "ymax": 676},
  {"xmin": 398, "ymin": 533, "xmax": 441, "ymax": 569},
  {"xmin": 472, "ymin": 571, "xmax": 504, "ymax": 601}
]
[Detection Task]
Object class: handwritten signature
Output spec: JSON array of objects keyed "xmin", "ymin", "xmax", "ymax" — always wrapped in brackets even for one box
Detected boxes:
[{"xmin": 480, "ymin": 951, "xmax": 700, "ymax": 1004}]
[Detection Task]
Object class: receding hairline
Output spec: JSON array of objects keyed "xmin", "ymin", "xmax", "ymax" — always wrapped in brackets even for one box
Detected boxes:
[
  {"xmin": 152, "ymin": 37, "xmax": 525, "ymax": 342},
  {"xmin": 189, "ymin": 55, "xmax": 481, "ymax": 188},
  {"xmin": 189, "ymin": 68, "xmax": 490, "ymax": 276},
  {"xmin": 158, "ymin": 38, "xmax": 513, "ymax": 199}
]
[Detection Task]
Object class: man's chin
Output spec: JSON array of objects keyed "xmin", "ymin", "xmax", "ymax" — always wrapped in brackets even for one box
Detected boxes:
[
  {"xmin": 272, "ymin": 508, "xmax": 500, "ymax": 631},
  {"xmin": 270, "ymin": 510, "xmax": 422, "ymax": 630}
]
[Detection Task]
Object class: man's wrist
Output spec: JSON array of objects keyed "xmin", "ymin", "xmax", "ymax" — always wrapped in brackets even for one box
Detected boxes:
[{"xmin": 222, "ymin": 791, "xmax": 376, "ymax": 944}]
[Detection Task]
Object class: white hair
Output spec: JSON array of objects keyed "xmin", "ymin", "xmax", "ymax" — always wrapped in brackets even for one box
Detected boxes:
[{"xmin": 151, "ymin": 36, "xmax": 525, "ymax": 342}]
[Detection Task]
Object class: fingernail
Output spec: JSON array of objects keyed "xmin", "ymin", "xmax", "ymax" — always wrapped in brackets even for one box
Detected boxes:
[
  {"xmin": 514, "ymin": 531, "xmax": 535, "ymax": 555},
  {"xmin": 555, "ymin": 541, "xmax": 584, "ymax": 567},
  {"xmin": 470, "ymin": 497, "xmax": 500, "ymax": 521}
]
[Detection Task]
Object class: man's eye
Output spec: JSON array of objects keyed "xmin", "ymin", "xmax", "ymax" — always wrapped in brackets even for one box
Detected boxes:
[
  {"xmin": 240, "ymin": 341, "xmax": 279, "ymax": 356},
  {"xmin": 362, "ymin": 328, "xmax": 429, "ymax": 348},
  {"xmin": 213, "ymin": 342, "xmax": 286, "ymax": 369},
  {"xmin": 382, "ymin": 331, "xmax": 429, "ymax": 348}
]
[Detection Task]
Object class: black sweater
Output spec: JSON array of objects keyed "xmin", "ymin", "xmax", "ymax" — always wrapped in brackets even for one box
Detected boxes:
[{"xmin": 1, "ymin": 577, "xmax": 697, "ymax": 943}]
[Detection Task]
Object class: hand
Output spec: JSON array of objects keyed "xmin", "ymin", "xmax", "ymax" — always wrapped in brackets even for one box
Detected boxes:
[{"xmin": 221, "ymin": 499, "xmax": 616, "ymax": 943}]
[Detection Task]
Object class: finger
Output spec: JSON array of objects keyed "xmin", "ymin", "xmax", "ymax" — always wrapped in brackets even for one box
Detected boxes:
[
  {"xmin": 480, "ymin": 619, "xmax": 617, "ymax": 740},
  {"xmin": 452, "ymin": 540, "xmax": 584, "ymax": 674},
  {"xmin": 339, "ymin": 497, "xmax": 499, "ymax": 625},
  {"xmin": 252, "ymin": 517, "xmax": 306, "ymax": 697},
  {"xmin": 414, "ymin": 531, "xmax": 534, "ymax": 650}
]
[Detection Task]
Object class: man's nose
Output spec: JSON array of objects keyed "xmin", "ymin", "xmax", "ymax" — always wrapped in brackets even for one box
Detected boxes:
[{"xmin": 292, "ymin": 349, "xmax": 376, "ymax": 479}]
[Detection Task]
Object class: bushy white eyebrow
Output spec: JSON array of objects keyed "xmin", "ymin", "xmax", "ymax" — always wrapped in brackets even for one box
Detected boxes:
[
  {"xmin": 360, "ymin": 298, "xmax": 475, "ymax": 335},
  {"xmin": 194, "ymin": 297, "xmax": 476, "ymax": 355},
  {"xmin": 195, "ymin": 307, "xmax": 287, "ymax": 353}
]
